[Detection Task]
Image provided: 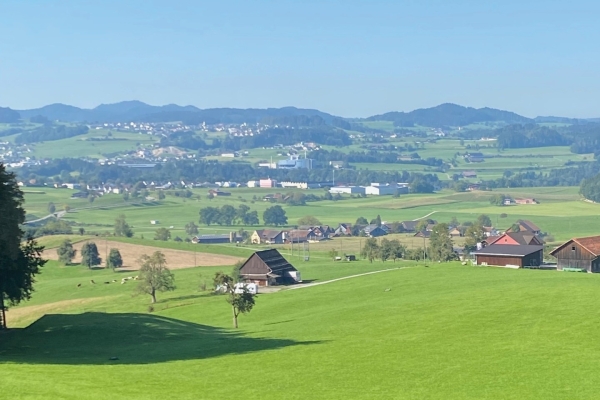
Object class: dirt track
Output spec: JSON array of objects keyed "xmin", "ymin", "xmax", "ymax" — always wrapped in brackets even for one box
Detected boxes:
[{"xmin": 44, "ymin": 240, "xmax": 243, "ymax": 269}]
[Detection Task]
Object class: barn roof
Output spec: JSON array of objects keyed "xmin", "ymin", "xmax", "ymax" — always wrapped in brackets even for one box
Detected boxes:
[
  {"xmin": 550, "ymin": 236, "xmax": 600, "ymax": 257},
  {"xmin": 488, "ymin": 232, "xmax": 541, "ymax": 246},
  {"xmin": 249, "ymin": 249, "xmax": 297, "ymax": 275},
  {"xmin": 473, "ymin": 244, "xmax": 543, "ymax": 257}
]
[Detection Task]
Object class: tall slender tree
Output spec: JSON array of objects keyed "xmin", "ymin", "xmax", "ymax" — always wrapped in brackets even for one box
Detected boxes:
[{"xmin": 0, "ymin": 164, "xmax": 46, "ymax": 329}]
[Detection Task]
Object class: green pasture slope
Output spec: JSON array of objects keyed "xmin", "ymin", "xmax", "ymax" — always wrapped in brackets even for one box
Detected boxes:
[{"xmin": 4, "ymin": 260, "xmax": 600, "ymax": 399}]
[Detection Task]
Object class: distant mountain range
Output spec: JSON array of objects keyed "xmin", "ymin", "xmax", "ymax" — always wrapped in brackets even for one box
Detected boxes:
[
  {"xmin": 0, "ymin": 100, "xmax": 595, "ymax": 127},
  {"xmin": 13, "ymin": 101, "xmax": 338, "ymax": 125}
]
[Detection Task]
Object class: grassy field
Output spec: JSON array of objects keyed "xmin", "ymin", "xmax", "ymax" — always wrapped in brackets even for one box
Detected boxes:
[
  {"xmin": 23, "ymin": 185, "xmax": 600, "ymax": 243},
  {"xmin": 4, "ymin": 258, "xmax": 600, "ymax": 398}
]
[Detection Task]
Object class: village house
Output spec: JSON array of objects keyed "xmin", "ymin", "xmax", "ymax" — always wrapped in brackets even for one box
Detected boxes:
[
  {"xmin": 550, "ymin": 236, "xmax": 600, "ymax": 272},
  {"xmin": 487, "ymin": 232, "xmax": 543, "ymax": 246},
  {"xmin": 334, "ymin": 223, "xmax": 352, "ymax": 236},
  {"xmin": 399, "ymin": 221, "xmax": 418, "ymax": 233},
  {"xmin": 506, "ymin": 219, "xmax": 541, "ymax": 235},
  {"xmin": 462, "ymin": 170, "xmax": 478, "ymax": 178},
  {"xmin": 238, "ymin": 249, "xmax": 301, "ymax": 286},
  {"xmin": 250, "ymin": 229, "xmax": 286, "ymax": 244},
  {"xmin": 362, "ymin": 225, "xmax": 387, "ymax": 238}
]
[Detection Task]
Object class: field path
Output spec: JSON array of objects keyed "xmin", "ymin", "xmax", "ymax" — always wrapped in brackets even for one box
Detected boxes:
[
  {"xmin": 288, "ymin": 266, "xmax": 415, "ymax": 290},
  {"xmin": 413, "ymin": 211, "xmax": 438, "ymax": 221}
]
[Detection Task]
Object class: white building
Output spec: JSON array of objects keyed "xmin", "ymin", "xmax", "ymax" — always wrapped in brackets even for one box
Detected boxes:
[
  {"xmin": 364, "ymin": 185, "xmax": 397, "ymax": 196},
  {"xmin": 329, "ymin": 186, "xmax": 366, "ymax": 195}
]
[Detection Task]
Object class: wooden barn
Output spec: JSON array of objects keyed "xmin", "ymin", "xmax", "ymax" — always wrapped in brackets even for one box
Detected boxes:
[
  {"xmin": 473, "ymin": 244, "xmax": 543, "ymax": 268},
  {"xmin": 238, "ymin": 249, "xmax": 301, "ymax": 286},
  {"xmin": 550, "ymin": 236, "xmax": 600, "ymax": 273}
]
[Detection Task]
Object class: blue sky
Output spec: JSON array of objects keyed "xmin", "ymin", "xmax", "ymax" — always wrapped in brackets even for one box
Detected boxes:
[{"xmin": 1, "ymin": 0, "xmax": 599, "ymax": 117}]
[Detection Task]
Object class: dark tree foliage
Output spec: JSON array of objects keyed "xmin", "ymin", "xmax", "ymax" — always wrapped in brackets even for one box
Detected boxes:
[
  {"xmin": 17, "ymin": 158, "xmax": 441, "ymax": 192},
  {"xmin": 80, "ymin": 242, "xmax": 102, "ymax": 268},
  {"xmin": 496, "ymin": 124, "xmax": 569, "ymax": 149},
  {"xmin": 159, "ymin": 131, "xmax": 212, "ymax": 150},
  {"xmin": 14, "ymin": 123, "xmax": 89, "ymax": 144},
  {"xmin": 580, "ymin": 173, "xmax": 600, "ymax": 202},
  {"xmin": 263, "ymin": 205, "xmax": 288, "ymax": 226},
  {"xmin": 0, "ymin": 164, "xmax": 46, "ymax": 328}
]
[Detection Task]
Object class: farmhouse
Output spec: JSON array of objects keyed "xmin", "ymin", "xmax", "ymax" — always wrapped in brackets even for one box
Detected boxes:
[
  {"xmin": 506, "ymin": 219, "xmax": 541, "ymax": 235},
  {"xmin": 414, "ymin": 230, "xmax": 432, "ymax": 238},
  {"xmin": 399, "ymin": 220, "xmax": 418, "ymax": 233},
  {"xmin": 250, "ymin": 229, "xmax": 286, "ymax": 244},
  {"xmin": 487, "ymin": 232, "xmax": 543, "ymax": 246},
  {"xmin": 550, "ymin": 236, "xmax": 600, "ymax": 273},
  {"xmin": 285, "ymin": 230, "xmax": 313, "ymax": 243},
  {"xmin": 473, "ymin": 244, "xmax": 543, "ymax": 268},
  {"xmin": 362, "ymin": 225, "xmax": 387, "ymax": 237},
  {"xmin": 238, "ymin": 249, "xmax": 301, "ymax": 286},
  {"xmin": 462, "ymin": 170, "xmax": 477, "ymax": 178}
]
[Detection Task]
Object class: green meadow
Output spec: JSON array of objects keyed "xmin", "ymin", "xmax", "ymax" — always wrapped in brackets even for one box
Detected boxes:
[{"xmin": 4, "ymin": 258, "xmax": 600, "ymax": 399}]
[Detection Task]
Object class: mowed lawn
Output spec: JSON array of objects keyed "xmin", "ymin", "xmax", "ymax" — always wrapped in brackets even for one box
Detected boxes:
[{"xmin": 3, "ymin": 263, "xmax": 600, "ymax": 399}]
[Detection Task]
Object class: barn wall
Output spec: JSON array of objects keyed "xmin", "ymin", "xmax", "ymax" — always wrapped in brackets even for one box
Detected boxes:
[
  {"xmin": 239, "ymin": 254, "xmax": 269, "ymax": 275},
  {"xmin": 553, "ymin": 242, "xmax": 596, "ymax": 272},
  {"xmin": 476, "ymin": 255, "xmax": 523, "ymax": 267}
]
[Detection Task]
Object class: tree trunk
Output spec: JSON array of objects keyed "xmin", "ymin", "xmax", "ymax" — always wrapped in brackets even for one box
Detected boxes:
[
  {"xmin": 0, "ymin": 297, "xmax": 5, "ymax": 330},
  {"xmin": 232, "ymin": 305, "xmax": 238, "ymax": 328},
  {"xmin": 151, "ymin": 289, "xmax": 156, "ymax": 304}
]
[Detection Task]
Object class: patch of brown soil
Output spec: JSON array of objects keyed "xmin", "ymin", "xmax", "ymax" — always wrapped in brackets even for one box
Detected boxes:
[{"xmin": 43, "ymin": 240, "xmax": 243, "ymax": 270}]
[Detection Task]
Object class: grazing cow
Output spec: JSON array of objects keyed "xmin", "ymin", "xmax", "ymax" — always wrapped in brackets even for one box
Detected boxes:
[
  {"xmin": 77, "ymin": 283, "xmax": 82, "ymax": 288},
  {"xmin": 104, "ymin": 281, "xmax": 110, "ymax": 284},
  {"xmin": 121, "ymin": 281, "xmax": 126, "ymax": 284},
  {"xmin": 112, "ymin": 280, "xmax": 117, "ymax": 283},
  {"xmin": 90, "ymin": 280, "xmax": 95, "ymax": 284}
]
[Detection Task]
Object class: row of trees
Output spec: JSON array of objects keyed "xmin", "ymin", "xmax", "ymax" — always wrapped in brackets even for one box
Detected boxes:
[
  {"xmin": 199, "ymin": 205, "xmax": 287, "ymax": 226},
  {"xmin": 199, "ymin": 204, "xmax": 260, "ymax": 226},
  {"xmin": 56, "ymin": 239, "xmax": 123, "ymax": 269}
]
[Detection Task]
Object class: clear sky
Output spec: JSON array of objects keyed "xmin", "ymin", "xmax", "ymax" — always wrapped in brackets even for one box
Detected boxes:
[{"xmin": 1, "ymin": 0, "xmax": 599, "ymax": 118}]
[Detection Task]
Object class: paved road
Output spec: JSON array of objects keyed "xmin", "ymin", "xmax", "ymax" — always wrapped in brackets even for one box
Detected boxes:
[{"xmin": 287, "ymin": 266, "xmax": 414, "ymax": 291}]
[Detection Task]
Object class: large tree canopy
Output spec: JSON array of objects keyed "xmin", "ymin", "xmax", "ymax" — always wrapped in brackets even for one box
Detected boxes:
[{"xmin": 0, "ymin": 163, "xmax": 46, "ymax": 328}]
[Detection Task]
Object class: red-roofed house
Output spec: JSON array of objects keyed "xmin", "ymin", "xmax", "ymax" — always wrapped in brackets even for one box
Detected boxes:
[
  {"xmin": 550, "ymin": 236, "xmax": 600, "ymax": 272},
  {"xmin": 487, "ymin": 232, "xmax": 543, "ymax": 246}
]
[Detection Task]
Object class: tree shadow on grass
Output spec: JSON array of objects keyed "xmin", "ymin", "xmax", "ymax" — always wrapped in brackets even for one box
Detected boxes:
[{"xmin": 0, "ymin": 312, "xmax": 320, "ymax": 365}]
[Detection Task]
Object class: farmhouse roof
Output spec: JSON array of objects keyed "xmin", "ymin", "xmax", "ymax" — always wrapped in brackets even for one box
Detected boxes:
[
  {"xmin": 518, "ymin": 219, "xmax": 540, "ymax": 232},
  {"xmin": 550, "ymin": 236, "xmax": 600, "ymax": 257},
  {"xmin": 195, "ymin": 234, "xmax": 230, "ymax": 240},
  {"xmin": 488, "ymin": 232, "xmax": 542, "ymax": 246},
  {"xmin": 401, "ymin": 221, "xmax": 418, "ymax": 231},
  {"xmin": 255, "ymin": 229, "xmax": 284, "ymax": 239},
  {"xmin": 473, "ymin": 244, "xmax": 543, "ymax": 257}
]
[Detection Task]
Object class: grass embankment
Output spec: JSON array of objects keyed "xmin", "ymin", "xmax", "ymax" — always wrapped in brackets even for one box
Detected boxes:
[{"xmin": 3, "ymin": 263, "xmax": 600, "ymax": 399}]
